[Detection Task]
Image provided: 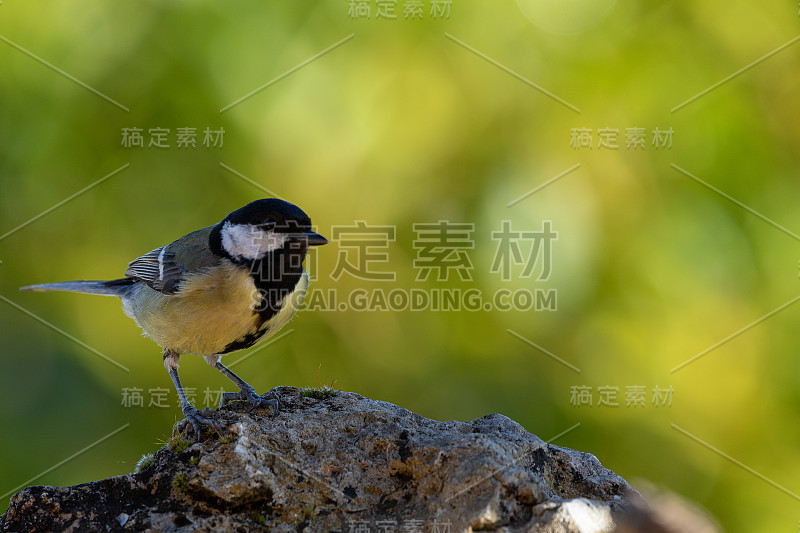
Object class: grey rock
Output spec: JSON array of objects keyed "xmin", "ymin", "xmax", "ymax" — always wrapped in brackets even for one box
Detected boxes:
[{"xmin": 0, "ymin": 387, "xmax": 644, "ymax": 532}]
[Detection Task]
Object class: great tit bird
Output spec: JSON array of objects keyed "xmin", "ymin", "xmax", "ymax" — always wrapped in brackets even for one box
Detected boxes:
[{"xmin": 21, "ymin": 198, "xmax": 327, "ymax": 434}]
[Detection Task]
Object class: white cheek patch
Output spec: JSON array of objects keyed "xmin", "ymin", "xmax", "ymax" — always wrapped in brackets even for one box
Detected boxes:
[{"xmin": 221, "ymin": 221, "xmax": 288, "ymax": 260}]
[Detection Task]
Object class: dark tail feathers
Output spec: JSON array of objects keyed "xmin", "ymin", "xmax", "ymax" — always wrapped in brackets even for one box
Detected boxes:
[{"xmin": 19, "ymin": 278, "xmax": 135, "ymax": 297}]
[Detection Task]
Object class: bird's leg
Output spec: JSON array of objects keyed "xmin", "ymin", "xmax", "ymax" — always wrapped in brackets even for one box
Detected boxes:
[
  {"xmin": 168, "ymin": 367, "xmax": 220, "ymax": 436},
  {"xmin": 214, "ymin": 361, "xmax": 281, "ymax": 416}
]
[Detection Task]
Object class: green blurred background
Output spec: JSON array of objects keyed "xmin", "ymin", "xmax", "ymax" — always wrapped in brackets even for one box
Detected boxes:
[{"xmin": 2, "ymin": 1, "xmax": 800, "ymax": 530}]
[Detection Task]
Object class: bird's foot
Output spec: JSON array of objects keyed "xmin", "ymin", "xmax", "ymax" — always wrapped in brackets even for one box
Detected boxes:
[
  {"xmin": 219, "ymin": 385, "xmax": 281, "ymax": 416},
  {"xmin": 175, "ymin": 404, "xmax": 223, "ymax": 437}
]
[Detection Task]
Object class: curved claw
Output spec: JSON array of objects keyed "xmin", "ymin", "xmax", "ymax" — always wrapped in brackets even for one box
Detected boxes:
[
  {"xmin": 219, "ymin": 387, "xmax": 281, "ymax": 416},
  {"xmin": 177, "ymin": 405, "xmax": 223, "ymax": 437}
]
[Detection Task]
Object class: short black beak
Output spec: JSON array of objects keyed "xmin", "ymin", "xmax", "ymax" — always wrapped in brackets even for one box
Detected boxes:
[{"xmin": 303, "ymin": 230, "xmax": 328, "ymax": 246}]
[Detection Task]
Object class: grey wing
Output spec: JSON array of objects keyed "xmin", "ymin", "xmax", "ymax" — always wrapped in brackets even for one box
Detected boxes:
[{"xmin": 124, "ymin": 246, "xmax": 185, "ymax": 295}]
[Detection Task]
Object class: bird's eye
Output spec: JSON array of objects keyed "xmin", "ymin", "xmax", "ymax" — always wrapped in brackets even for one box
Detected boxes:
[{"xmin": 258, "ymin": 221, "xmax": 277, "ymax": 230}]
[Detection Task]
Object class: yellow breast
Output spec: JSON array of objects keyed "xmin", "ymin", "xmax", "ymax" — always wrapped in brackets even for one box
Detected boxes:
[{"xmin": 123, "ymin": 263, "xmax": 309, "ymax": 356}]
